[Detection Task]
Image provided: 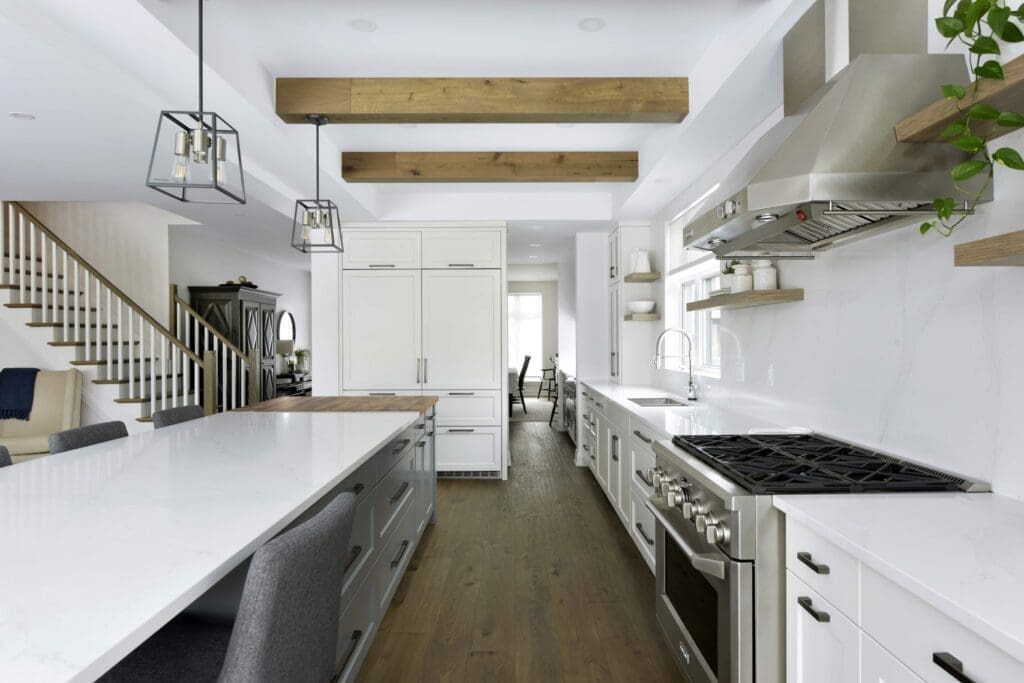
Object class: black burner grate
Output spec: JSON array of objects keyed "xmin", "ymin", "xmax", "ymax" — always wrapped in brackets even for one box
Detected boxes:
[{"xmin": 670, "ymin": 433, "xmax": 967, "ymax": 494}]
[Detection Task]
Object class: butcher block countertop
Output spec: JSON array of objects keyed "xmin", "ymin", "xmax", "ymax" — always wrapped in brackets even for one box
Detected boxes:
[{"xmin": 237, "ymin": 395, "xmax": 439, "ymax": 414}]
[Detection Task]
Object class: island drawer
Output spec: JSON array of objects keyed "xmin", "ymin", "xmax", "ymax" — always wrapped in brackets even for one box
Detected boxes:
[
  {"xmin": 432, "ymin": 390, "xmax": 502, "ymax": 426},
  {"xmin": 861, "ymin": 565, "xmax": 1024, "ymax": 682},
  {"xmin": 786, "ymin": 517, "xmax": 859, "ymax": 623},
  {"xmin": 335, "ymin": 575, "xmax": 376, "ymax": 683},
  {"xmin": 374, "ymin": 422, "xmax": 424, "ymax": 477},
  {"xmin": 340, "ymin": 495, "xmax": 375, "ymax": 607},
  {"xmin": 375, "ymin": 501, "xmax": 416, "ymax": 615},
  {"xmin": 373, "ymin": 447, "xmax": 416, "ymax": 543}
]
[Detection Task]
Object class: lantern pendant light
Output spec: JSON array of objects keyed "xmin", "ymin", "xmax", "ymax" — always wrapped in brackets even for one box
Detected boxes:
[
  {"xmin": 291, "ymin": 115, "xmax": 343, "ymax": 253},
  {"xmin": 146, "ymin": 0, "xmax": 246, "ymax": 204}
]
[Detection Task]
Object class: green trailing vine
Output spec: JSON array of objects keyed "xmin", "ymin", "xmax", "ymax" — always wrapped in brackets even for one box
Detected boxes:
[{"xmin": 921, "ymin": 0, "xmax": 1024, "ymax": 237}]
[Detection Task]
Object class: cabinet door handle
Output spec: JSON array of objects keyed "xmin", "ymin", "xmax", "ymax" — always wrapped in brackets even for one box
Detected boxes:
[
  {"xmin": 448, "ymin": 392, "xmax": 475, "ymax": 396},
  {"xmin": 338, "ymin": 629, "xmax": 363, "ymax": 673},
  {"xmin": 611, "ymin": 435, "xmax": 619, "ymax": 462},
  {"xmin": 350, "ymin": 483, "xmax": 365, "ymax": 496},
  {"xmin": 932, "ymin": 652, "xmax": 974, "ymax": 683},
  {"xmin": 635, "ymin": 523, "xmax": 655, "ymax": 546},
  {"xmin": 596, "ymin": 401, "xmax": 604, "ymax": 408},
  {"xmin": 370, "ymin": 392, "xmax": 397, "ymax": 396},
  {"xmin": 633, "ymin": 429, "xmax": 653, "ymax": 444},
  {"xmin": 390, "ymin": 481, "xmax": 409, "ymax": 504},
  {"xmin": 416, "ymin": 357, "xmax": 422, "ymax": 384},
  {"xmin": 423, "ymin": 357, "xmax": 428, "ymax": 384},
  {"xmin": 345, "ymin": 544, "xmax": 363, "ymax": 573},
  {"xmin": 390, "ymin": 438, "xmax": 411, "ymax": 456},
  {"xmin": 447, "ymin": 428, "xmax": 475, "ymax": 433},
  {"xmin": 391, "ymin": 539, "xmax": 410, "ymax": 568},
  {"xmin": 797, "ymin": 596, "xmax": 830, "ymax": 623},
  {"xmin": 448, "ymin": 263, "xmax": 474, "ymax": 267},
  {"xmin": 636, "ymin": 469, "xmax": 654, "ymax": 488},
  {"xmin": 369, "ymin": 264, "xmax": 395, "ymax": 268},
  {"xmin": 797, "ymin": 551, "xmax": 831, "ymax": 575}
]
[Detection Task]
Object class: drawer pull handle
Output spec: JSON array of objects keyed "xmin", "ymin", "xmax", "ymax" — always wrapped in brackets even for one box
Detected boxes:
[
  {"xmin": 390, "ymin": 481, "xmax": 409, "ymax": 504},
  {"xmin": 582, "ymin": 391, "xmax": 589, "ymax": 397},
  {"xmin": 582, "ymin": 444, "xmax": 590, "ymax": 452},
  {"xmin": 797, "ymin": 596, "xmax": 830, "ymax": 623},
  {"xmin": 612, "ymin": 453, "xmax": 619, "ymax": 462},
  {"xmin": 633, "ymin": 429, "xmax": 653, "ymax": 444},
  {"xmin": 448, "ymin": 392, "xmax": 475, "ymax": 396},
  {"xmin": 797, "ymin": 551, "xmax": 830, "ymax": 575},
  {"xmin": 338, "ymin": 629, "xmax": 363, "ymax": 673},
  {"xmin": 933, "ymin": 652, "xmax": 975, "ymax": 683},
  {"xmin": 448, "ymin": 263, "xmax": 474, "ymax": 267},
  {"xmin": 636, "ymin": 469, "xmax": 654, "ymax": 488},
  {"xmin": 596, "ymin": 401, "xmax": 604, "ymax": 408},
  {"xmin": 369, "ymin": 264, "xmax": 395, "ymax": 268},
  {"xmin": 345, "ymin": 545, "xmax": 363, "ymax": 573},
  {"xmin": 370, "ymin": 392, "xmax": 396, "ymax": 396},
  {"xmin": 391, "ymin": 438, "xmax": 411, "ymax": 455},
  {"xmin": 448, "ymin": 428, "xmax": 475, "ymax": 433},
  {"xmin": 635, "ymin": 523, "xmax": 655, "ymax": 546},
  {"xmin": 391, "ymin": 540, "xmax": 410, "ymax": 568},
  {"xmin": 350, "ymin": 483, "xmax": 365, "ymax": 495}
]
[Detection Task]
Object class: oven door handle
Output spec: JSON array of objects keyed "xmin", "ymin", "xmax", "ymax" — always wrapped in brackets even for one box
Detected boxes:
[{"xmin": 645, "ymin": 499, "xmax": 728, "ymax": 581}]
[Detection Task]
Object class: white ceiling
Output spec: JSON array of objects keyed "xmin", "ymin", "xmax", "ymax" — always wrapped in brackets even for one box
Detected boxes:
[
  {"xmin": 0, "ymin": 0, "xmax": 811, "ymax": 270},
  {"xmin": 507, "ymin": 220, "xmax": 610, "ymax": 265}
]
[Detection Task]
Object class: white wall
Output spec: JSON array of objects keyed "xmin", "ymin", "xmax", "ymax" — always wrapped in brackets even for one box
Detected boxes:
[
  {"xmin": 558, "ymin": 256, "xmax": 577, "ymax": 376},
  {"xmin": 508, "ymin": 280, "xmax": 558, "ymax": 376},
  {"xmin": 20, "ymin": 201, "xmax": 187, "ymax": 326},
  {"xmin": 509, "ymin": 263, "xmax": 558, "ymax": 281},
  {"xmin": 574, "ymin": 233, "xmax": 610, "ymax": 382},
  {"xmin": 168, "ymin": 229, "xmax": 312, "ymax": 351}
]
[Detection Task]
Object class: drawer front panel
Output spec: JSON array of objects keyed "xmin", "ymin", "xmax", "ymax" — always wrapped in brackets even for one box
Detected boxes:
[
  {"xmin": 421, "ymin": 229, "xmax": 503, "ymax": 269},
  {"xmin": 373, "ymin": 447, "xmax": 416, "ymax": 543},
  {"xmin": 433, "ymin": 390, "xmax": 502, "ymax": 426},
  {"xmin": 629, "ymin": 480, "xmax": 656, "ymax": 572},
  {"xmin": 861, "ymin": 632, "xmax": 924, "ymax": 683},
  {"xmin": 342, "ymin": 230, "xmax": 421, "ymax": 269},
  {"xmin": 375, "ymin": 502, "xmax": 415, "ymax": 614},
  {"xmin": 341, "ymin": 496, "xmax": 375, "ymax": 604},
  {"xmin": 435, "ymin": 426, "xmax": 500, "ymax": 472},
  {"xmin": 786, "ymin": 517, "xmax": 860, "ymax": 622},
  {"xmin": 861, "ymin": 565, "xmax": 1024, "ymax": 683},
  {"xmin": 336, "ymin": 575, "xmax": 376, "ymax": 682},
  {"xmin": 786, "ymin": 571, "xmax": 860, "ymax": 683},
  {"xmin": 630, "ymin": 434, "xmax": 656, "ymax": 494}
]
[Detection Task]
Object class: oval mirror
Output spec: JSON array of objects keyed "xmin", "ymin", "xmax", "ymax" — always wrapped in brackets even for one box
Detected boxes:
[{"xmin": 278, "ymin": 311, "xmax": 296, "ymax": 342}]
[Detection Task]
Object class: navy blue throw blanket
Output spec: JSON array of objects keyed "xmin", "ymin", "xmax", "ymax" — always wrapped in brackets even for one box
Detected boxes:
[{"xmin": 0, "ymin": 368, "xmax": 40, "ymax": 420}]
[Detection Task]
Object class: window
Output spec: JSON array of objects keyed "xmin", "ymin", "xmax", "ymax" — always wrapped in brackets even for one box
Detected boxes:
[
  {"xmin": 508, "ymin": 293, "xmax": 543, "ymax": 379},
  {"xmin": 664, "ymin": 258, "xmax": 721, "ymax": 377}
]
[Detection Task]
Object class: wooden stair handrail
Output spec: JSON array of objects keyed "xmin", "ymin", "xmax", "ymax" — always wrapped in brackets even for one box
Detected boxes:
[
  {"xmin": 9, "ymin": 202, "xmax": 201, "ymax": 366},
  {"xmin": 170, "ymin": 284, "xmax": 251, "ymax": 362}
]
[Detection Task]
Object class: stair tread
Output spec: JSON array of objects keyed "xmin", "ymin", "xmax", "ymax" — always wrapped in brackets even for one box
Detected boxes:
[
  {"xmin": 4, "ymin": 303, "xmax": 98, "ymax": 311},
  {"xmin": 26, "ymin": 322, "xmax": 118, "ymax": 329},
  {"xmin": 0, "ymin": 284, "xmax": 83, "ymax": 294},
  {"xmin": 3, "ymin": 268, "xmax": 64, "ymax": 279},
  {"xmin": 70, "ymin": 358, "xmax": 159, "ymax": 366},
  {"xmin": 115, "ymin": 393, "xmax": 184, "ymax": 404},
  {"xmin": 93, "ymin": 373, "xmax": 183, "ymax": 385},
  {"xmin": 49, "ymin": 340, "xmax": 140, "ymax": 347}
]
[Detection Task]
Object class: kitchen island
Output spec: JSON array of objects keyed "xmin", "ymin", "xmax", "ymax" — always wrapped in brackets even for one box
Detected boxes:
[{"xmin": 0, "ymin": 397, "xmax": 437, "ymax": 682}]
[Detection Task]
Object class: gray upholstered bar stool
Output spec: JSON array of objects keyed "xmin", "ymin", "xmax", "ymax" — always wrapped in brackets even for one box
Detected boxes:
[
  {"xmin": 0, "ymin": 445, "xmax": 10, "ymax": 468},
  {"xmin": 100, "ymin": 491, "xmax": 358, "ymax": 683},
  {"xmin": 152, "ymin": 405, "xmax": 205, "ymax": 430},
  {"xmin": 48, "ymin": 421, "xmax": 128, "ymax": 454}
]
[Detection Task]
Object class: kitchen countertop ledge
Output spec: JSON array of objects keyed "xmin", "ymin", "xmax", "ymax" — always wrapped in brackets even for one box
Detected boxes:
[
  {"xmin": 774, "ymin": 492, "xmax": 1024, "ymax": 663},
  {"xmin": 237, "ymin": 395, "xmax": 438, "ymax": 413},
  {"xmin": 578, "ymin": 380, "xmax": 781, "ymax": 436}
]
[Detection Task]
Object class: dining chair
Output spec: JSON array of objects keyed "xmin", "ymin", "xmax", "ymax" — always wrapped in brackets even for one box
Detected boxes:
[
  {"xmin": 0, "ymin": 445, "xmax": 10, "ymax": 467},
  {"xmin": 515, "ymin": 355, "xmax": 531, "ymax": 414},
  {"xmin": 100, "ymin": 491, "xmax": 358, "ymax": 683},
  {"xmin": 152, "ymin": 405, "xmax": 205, "ymax": 430},
  {"xmin": 48, "ymin": 421, "xmax": 128, "ymax": 454},
  {"xmin": 537, "ymin": 354, "xmax": 559, "ymax": 399}
]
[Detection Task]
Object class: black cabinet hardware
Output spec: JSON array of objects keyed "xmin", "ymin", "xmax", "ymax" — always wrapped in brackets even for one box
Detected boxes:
[
  {"xmin": 633, "ymin": 429, "xmax": 653, "ymax": 444},
  {"xmin": 448, "ymin": 392, "xmax": 475, "ymax": 396},
  {"xmin": 797, "ymin": 596, "xmax": 830, "ymax": 622},
  {"xmin": 636, "ymin": 469, "xmax": 654, "ymax": 487},
  {"xmin": 390, "ymin": 438, "xmax": 411, "ymax": 455},
  {"xmin": 448, "ymin": 428, "xmax": 475, "ymax": 433},
  {"xmin": 368, "ymin": 264, "xmax": 395, "ymax": 268},
  {"xmin": 391, "ymin": 540, "xmax": 410, "ymax": 568},
  {"xmin": 345, "ymin": 545, "xmax": 363, "ymax": 573},
  {"xmin": 933, "ymin": 652, "xmax": 974, "ymax": 682},
  {"xmin": 448, "ymin": 263, "xmax": 475, "ymax": 267},
  {"xmin": 797, "ymin": 551, "xmax": 831, "ymax": 575},
  {"xmin": 635, "ymin": 523, "xmax": 655, "ymax": 546},
  {"xmin": 390, "ymin": 481, "xmax": 409, "ymax": 503},
  {"xmin": 338, "ymin": 630, "xmax": 363, "ymax": 672},
  {"xmin": 350, "ymin": 483, "xmax": 365, "ymax": 495}
]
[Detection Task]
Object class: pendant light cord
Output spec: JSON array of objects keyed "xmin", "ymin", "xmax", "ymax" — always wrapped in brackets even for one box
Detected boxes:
[
  {"xmin": 197, "ymin": 0, "xmax": 204, "ymax": 116},
  {"xmin": 315, "ymin": 121, "xmax": 320, "ymax": 202}
]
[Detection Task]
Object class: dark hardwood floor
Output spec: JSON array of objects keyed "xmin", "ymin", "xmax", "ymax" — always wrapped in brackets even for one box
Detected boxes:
[{"xmin": 357, "ymin": 422, "xmax": 681, "ymax": 682}]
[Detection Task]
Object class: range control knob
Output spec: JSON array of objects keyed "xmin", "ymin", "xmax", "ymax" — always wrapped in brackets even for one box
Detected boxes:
[
  {"xmin": 649, "ymin": 467, "xmax": 665, "ymax": 490},
  {"xmin": 705, "ymin": 524, "xmax": 730, "ymax": 545},
  {"xmin": 659, "ymin": 478, "xmax": 677, "ymax": 498},
  {"xmin": 695, "ymin": 514, "xmax": 715, "ymax": 534},
  {"xmin": 681, "ymin": 501, "xmax": 704, "ymax": 520},
  {"xmin": 666, "ymin": 483, "xmax": 691, "ymax": 508}
]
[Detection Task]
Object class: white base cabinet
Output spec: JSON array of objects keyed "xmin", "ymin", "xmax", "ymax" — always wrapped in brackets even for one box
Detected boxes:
[
  {"xmin": 786, "ymin": 571, "xmax": 860, "ymax": 683},
  {"xmin": 434, "ymin": 426, "xmax": 501, "ymax": 472}
]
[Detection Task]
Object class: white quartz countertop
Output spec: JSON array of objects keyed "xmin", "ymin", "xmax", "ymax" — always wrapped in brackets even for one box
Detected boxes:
[
  {"xmin": 0, "ymin": 410, "xmax": 420, "ymax": 682},
  {"xmin": 774, "ymin": 492, "xmax": 1024, "ymax": 663},
  {"xmin": 579, "ymin": 380, "xmax": 783, "ymax": 437}
]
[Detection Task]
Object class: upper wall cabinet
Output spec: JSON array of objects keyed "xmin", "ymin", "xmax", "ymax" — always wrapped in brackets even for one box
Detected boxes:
[
  {"xmin": 342, "ymin": 231, "xmax": 422, "ymax": 270},
  {"xmin": 422, "ymin": 229, "xmax": 503, "ymax": 269}
]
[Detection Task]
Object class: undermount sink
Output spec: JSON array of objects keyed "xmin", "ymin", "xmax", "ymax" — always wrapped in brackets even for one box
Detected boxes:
[{"xmin": 629, "ymin": 397, "xmax": 688, "ymax": 408}]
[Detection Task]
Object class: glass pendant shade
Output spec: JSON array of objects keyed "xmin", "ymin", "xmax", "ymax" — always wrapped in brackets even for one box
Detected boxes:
[
  {"xmin": 146, "ymin": 111, "xmax": 246, "ymax": 204},
  {"xmin": 291, "ymin": 198, "xmax": 343, "ymax": 253}
]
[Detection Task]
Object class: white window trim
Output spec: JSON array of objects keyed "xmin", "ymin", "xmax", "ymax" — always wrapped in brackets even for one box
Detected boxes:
[{"xmin": 663, "ymin": 258, "xmax": 722, "ymax": 380}]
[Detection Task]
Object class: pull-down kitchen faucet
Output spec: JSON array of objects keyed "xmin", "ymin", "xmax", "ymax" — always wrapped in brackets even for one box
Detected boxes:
[{"xmin": 654, "ymin": 327, "xmax": 698, "ymax": 401}]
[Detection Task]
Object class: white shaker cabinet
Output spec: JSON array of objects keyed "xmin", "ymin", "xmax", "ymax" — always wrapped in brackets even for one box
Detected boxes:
[
  {"xmin": 342, "ymin": 230, "xmax": 422, "ymax": 270},
  {"xmin": 342, "ymin": 270, "xmax": 422, "ymax": 390},
  {"xmin": 422, "ymin": 229, "xmax": 503, "ymax": 269},
  {"xmin": 422, "ymin": 269, "xmax": 501, "ymax": 389},
  {"xmin": 861, "ymin": 634, "xmax": 923, "ymax": 683},
  {"xmin": 786, "ymin": 571, "xmax": 860, "ymax": 683},
  {"xmin": 608, "ymin": 229, "xmax": 621, "ymax": 283},
  {"xmin": 609, "ymin": 285, "xmax": 620, "ymax": 380},
  {"xmin": 434, "ymin": 426, "xmax": 501, "ymax": 471}
]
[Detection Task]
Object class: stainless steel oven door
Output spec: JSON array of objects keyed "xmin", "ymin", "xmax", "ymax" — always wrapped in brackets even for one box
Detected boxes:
[{"xmin": 648, "ymin": 500, "xmax": 753, "ymax": 683}]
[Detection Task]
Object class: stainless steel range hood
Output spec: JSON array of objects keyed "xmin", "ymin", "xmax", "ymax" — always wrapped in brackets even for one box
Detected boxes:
[{"xmin": 685, "ymin": 0, "xmax": 992, "ymax": 258}]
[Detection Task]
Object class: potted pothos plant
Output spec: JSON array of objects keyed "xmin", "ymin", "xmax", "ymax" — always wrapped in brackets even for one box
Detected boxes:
[{"xmin": 921, "ymin": 1, "xmax": 1024, "ymax": 236}]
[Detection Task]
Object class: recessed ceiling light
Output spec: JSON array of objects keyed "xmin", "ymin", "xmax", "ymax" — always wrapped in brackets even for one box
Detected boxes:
[
  {"xmin": 529, "ymin": 243, "xmax": 543, "ymax": 247},
  {"xmin": 349, "ymin": 18, "xmax": 377, "ymax": 32},
  {"xmin": 577, "ymin": 17, "xmax": 606, "ymax": 32},
  {"xmin": 9, "ymin": 112, "xmax": 35, "ymax": 120}
]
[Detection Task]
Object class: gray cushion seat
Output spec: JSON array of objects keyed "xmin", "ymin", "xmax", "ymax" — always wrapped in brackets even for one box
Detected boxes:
[
  {"xmin": 0, "ymin": 445, "xmax": 10, "ymax": 467},
  {"xmin": 100, "ymin": 491, "xmax": 358, "ymax": 683},
  {"xmin": 48, "ymin": 421, "xmax": 128, "ymax": 454},
  {"xmin": 152, "ymin": 405, "xmax": 205, "ymax": 430}
]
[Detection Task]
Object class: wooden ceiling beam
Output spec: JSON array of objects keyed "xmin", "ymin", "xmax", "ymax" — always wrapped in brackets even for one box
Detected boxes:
[
  {"xmin": 276, "ymin": 77, "xmax": 688, "ymax": 124},
  {"xmin": 341, "ymin": 152, "xmax": 639, "ymax": 183}
]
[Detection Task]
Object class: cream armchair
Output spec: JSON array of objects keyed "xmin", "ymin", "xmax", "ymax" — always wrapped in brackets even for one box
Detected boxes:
[{"xmin": 0, "ymin": 369, "xmax": 83, "ymax": 463}]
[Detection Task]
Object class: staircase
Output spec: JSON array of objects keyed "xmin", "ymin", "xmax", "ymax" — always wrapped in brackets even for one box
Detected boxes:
[{"xmin": 1, "ymin": 201, "xmax": 258, "ymax": 426}]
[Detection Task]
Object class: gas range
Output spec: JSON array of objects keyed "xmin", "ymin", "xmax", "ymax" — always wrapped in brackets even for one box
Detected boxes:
[{"xmin": 646, "ymin": 432, "xmax": 987, "ymax": 683}]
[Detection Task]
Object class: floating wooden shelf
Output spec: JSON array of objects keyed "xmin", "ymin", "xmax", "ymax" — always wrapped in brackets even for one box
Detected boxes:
[
  {"xmin": 687, "ymin": 289, "xmax": 804, "ymax": 312},
  {"xmin": 623, "ymin": 272, "xmax": 662, "ymax": 283},
  {"xmin": 954, "ymin": 229, "xmax": 1024, "ymax": 266},
  {"xmin": 896, "ymin": 54, "xmax": 1024, "ymax": 142},
  {"xmin": 624, "ymin": 313, "xmax": 661, "ymax": 321}
]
